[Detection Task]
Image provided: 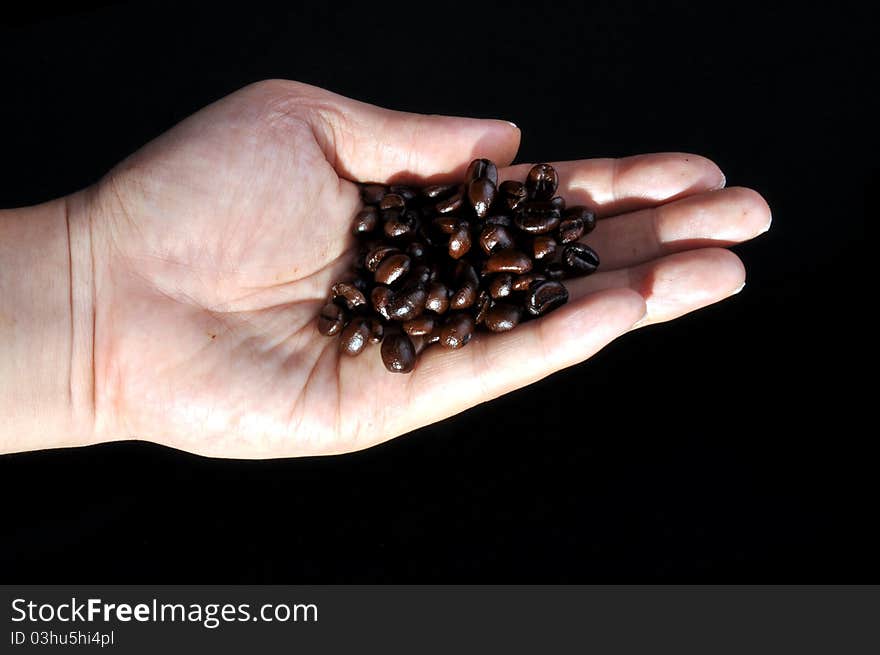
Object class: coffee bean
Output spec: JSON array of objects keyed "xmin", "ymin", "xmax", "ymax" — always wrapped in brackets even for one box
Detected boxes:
[
  {"xmin": 387, "ymin": 287, "xmax": 427, "ymax": 321},
  {"xmin": 331, "ymin": 281, "xmax": 367, "ymax": 309},
  {"xmin": 498, "ymin": 180, "xmax": 528, "ymax": 210},
  {"xmin": 382, "ymin": 209, "xmax": 411, "ymax": 239},
  {"xmin": 511, "ymin": 273, "xmax": 547, "ymax": 291},
  {"xmin": 425, "ymin": 327, "xmax": 442, "ymax": 345},
  {"xmin": 474, "ymin": 290, "xmax": 492, "ymax": 325},
  {"xmin": 484, "ymin": 248, "xmax": 533, "ymax": 274},
  {"xmin": 484, "ymin": 214, "xmax": 513, "ymax": 227},
  {"xmin": 514, "ymin": 203, "xmax": 562, "ymax": 234},
  {"xmin": 389, "ymin": 185, "xmax": 418, "ymax": 202},
  {"xmin": 371, "ymin": 286, "xmax": 394, "ymax": 320},
  {"xmin": 368, "ymin": 319, "xmax": 385, "ymax": 344},
  {"xmin": 479, "ymin": 224, "xmax": 515, "ymax": 254},
  {"xmin": 422, "ymin": 184, "xmax": 458, "ymax": 200},
  {"xmin": 339, "ymin": 318, "xmax": 370, "ymax": 356},
  {"xmin": 435, "ymin": 192, "xmax": 464, "ymax": 214},
  {"xmin": 318, "ymin": 302, "xmax": 348, "ymax": 336},
  {"xmin": 450, "ymin": 281, "xmax": 478, "ymax": 310},
  {"xmin": 525, "ymin": 280, "xmax": 569, "ymax": 316},
  {"xmin": 403, "ymin": 316, "xmax": 435, "ymax": 336},
  {"xmin": 532, "ymin": 235, "xmax": 557, "ymax": 260},
  {"xmin": 403, "ymin": 264, "xmax": 433, "ymax": 289},
  {"xmin": 467, "ymin": 177, "xmax": 496, "ymax": 218},
  {"xmin": 489, "ymin": 273, "xmax": 514, "ymax": 298},
  {"xmin": 360, "ymin": 183, "xmax": 387, "ymax": 205},
  {"xmin": 425, "ymin": 282, "xmax": 450, "ymax": 314},
  {"xmin": 440, "ymin": 313, "xmax": 475, "ymax": 349},
  {"xmin": 562, "ymin": 243, "xmax": 599, "ymax": 275},
  {"xmin": 448, "ymin": 223, "xmax": 471, "ymax": 260},
  {"xmin": 526, "ymin": 163, "xmax": 559, "ymax": 200},
  {"xmin": 561, "ymin": 206, "xmax": 596, "ymax": 241},
  {"xmin": 465, "ymin": 158, "xmax": 498, "ymax": 186},
  {"xmin": 381, "ymin": 332, "xmax": 416, "ymax": 373},
  {"xmin": 434, "ymin": 216, "xmax": 459, "ymax": 234},
  {"xmin": 379, "ymin": 193, "xmax": 406, "ymax": 211},
  {"xmin": 485, "ymin": 303, "xmax": 522, "ymax": 332},
  {"xmin": 364, "ymin": 245, "xmax": 400, "ymax": 272},
  {"xmin": 375, "ymin": 253, "xmax": 411, "ymax": 285},
  {"xmin": 352, "ymin": 206, "xmax": 378, "ymax": 235}
]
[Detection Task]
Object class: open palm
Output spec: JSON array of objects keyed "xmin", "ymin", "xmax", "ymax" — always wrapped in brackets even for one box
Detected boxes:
[{"xmin": 88, "ymin": 80, "xmax": 770, "ymax": 458}]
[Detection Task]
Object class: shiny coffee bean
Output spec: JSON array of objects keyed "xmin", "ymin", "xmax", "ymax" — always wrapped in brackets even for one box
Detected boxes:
[
  {"xmin": 339, "ymin": 318, "xmax": 370, "ymax": 356},
  {"xmin": 558, "ymin": 217, "xmax": 584, "ymax": 244},
  {"xmin": 435, "ymin": 192, "xmax": 464, "ymax": 214},
  {"xmin": 484, "ymin": 249, "xmax": 533, "ymax": 274},
  {"xmin": 425, "ymin": 282, "xmax": 450, "ymax": 314},
  {"xmin": 450, "ymin": 281, "xmax": 478, "ymax": 310},
  {"xmin": 511, "ymin": 273, "xmax": 547, "ymax": 292},
  {"xmin": 389, "ymin": 185, "xmax": 418, "ymax": 202},
  {"xmin": 525, "ymin": 280, "xmax": 569, "ymax": 316},
  {"xmin": 403, "ymin": 316, "xmax": 435, "ymax": 336},
  {"xmin": 422, "ymin": 184, "xmax": 458, "ymax": 200},
  {"xmin": 368, "ymin": 319, "xmax": 384, "ymax": 344},
  {"xmin": 379, "ymin": 193, "xmax": 405, "ymax": 211},
  {"xmin": 331, "ymin": 281, "xmax": 367, "ymax": 309},
  {"xmin": 318, "ymin": 302, "xmax": 348, "ymax": 336},
  {"xmin": 352, "ymin": 206, "xmax": 378, "ymax": 235},
  {"xmin": 562, "ymin": 243, "xmax": 600, "ymax": 275},
  {"xmin": 383, "ymin": 209, "xmax": 417, "ymax": 239},
  {"xmin": 498, "ymin": 180, "xmax": 528, "ymax": 210},
  {"xmin": 360, "ymin": 183, "xmax": 387, "ymax": 205},
  {"xmin": 365, "ymin": 245, "xmax": 401, "ymax": 272},
  {"xmin": 425, "ymin": 327, "xmax": 442, "ymax": 345},
  {"xmin": 467, "ymin": 177, "xmax": 496, "ymax": 218},
  {"xmin": 489, "ymin": 273, "xmax": 514, "ymax": 298},
  {"xmin": 374, "ymin": 253, "xmax": 411, "ymax": 285},
  {"xmin": 387, "ymin": 287, "xmax": 427, "ymax": 321},
  {"xmin": 433, "ymin": 216, "xmax": 459, "ymax": 234},
  {"xmin": 448, "ymin": 222, "xmax": 472, "ymax": 259},
  {"xmin": 484, "ymin": 214, "xmax": 513, "ymax": 227},
  {"xmin": 371, "ymin": 286, "xmax": 394, "ymax": 320},
  {"xmin": 381, "ymin": 332, "xmax": 416, "ymax": 373},
  {"xmin": 474, "ymin": 290, "xmax": 492, "ymax": 325},
  {"xmin": 485, "ymin": 303, "xmax": 522, "ymax": 332},
  {"xmin": 479, "ymin": 224, "xmax": 515, "ymax": 254},
  {"xmin": 562, "ymin": 206, "xmax": 596, "ymax": 238},
  {"xmin": 525, "ymin": 163, "xmax": 559, "ymax": 200},
  {"xmin": 514, "ymin": 203, "xmax": 562, "ymax": 234},
  {"xmin": 465, "ymin": 158, "xmax": 498, "ymax": 186},
  {"xmin": 440, "ymin": 313, "xmax": 475, "ymax": 349},
  {"xmin": 532, "ymin": 235, "xmax": 557, "ymax": 260}
]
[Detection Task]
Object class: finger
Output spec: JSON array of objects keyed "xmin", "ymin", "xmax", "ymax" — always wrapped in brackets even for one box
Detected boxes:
[
  {"xmin": 382, "ymin": 288, "xmax": 646, "ymax": 437},
  {"xmin": 253, "ymin": 80, "xmax": 522, "ymax": 183},
  {"xmin": 583, "ymin": 186, "xmax": 772, "ymax": 271},
  {"xmin": 566, "ymin": 247, "xmax": 746, "ymax": 326},
  {"xmin": 500, "ymin": 152, "xmax": 725, "ymax": 217}
]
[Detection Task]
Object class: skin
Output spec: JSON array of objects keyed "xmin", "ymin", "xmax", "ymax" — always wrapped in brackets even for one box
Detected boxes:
[{"xmin": 0, "ymin": 79, "xmax": 771, "ymax": 458}]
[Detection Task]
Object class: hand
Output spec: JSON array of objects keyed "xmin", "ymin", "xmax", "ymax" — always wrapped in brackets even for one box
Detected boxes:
[{"xmin": 75, "ymin": 80, "xmax": 769, "ymax": 458}]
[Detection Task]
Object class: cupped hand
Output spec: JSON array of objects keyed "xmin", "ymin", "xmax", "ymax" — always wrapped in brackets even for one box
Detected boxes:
[{"xmin": 83, "ymin": 80, "xmax": 770, "ymax": 457}]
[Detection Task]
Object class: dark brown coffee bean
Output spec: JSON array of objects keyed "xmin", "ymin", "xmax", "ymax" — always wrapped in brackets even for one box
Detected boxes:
[
  {"xmin": 489, "ymin": 273, "xmax": 514, "ymax": 298},
  {"xmin": 368, "ymin": 319, "xmax": 385, "ymax": 344},
  {"xmin": 525, "ymin": 280, "xmax": 569, "ymax": 316},
  {"xmin": 485, "ymin": 303, "xmax": 522, "ymax": 332},
  {"xmin": 484, "ymin": 249, "xmax": 533, "ymax": 274},
  {"xmin": 484, "ymin": 214, "xmax": 513, "ymax": 227},
  {"xmin": 532, "ymin": 235, "xmax": 557, "ymax": 260},
  {"xmin": 454, "ymin": 260, "xmax": 479, "ymax": 286},
  {"xmin": 381, "ymin": 332, "xmax": 416, "ymax": 373},
  {"xmin": 331, "ymin": 281, "xmax": 367, "ymax": 309},
  {"xmin": 514, "ymin": 202, "xmax": 562, "ymax": 234},
  {"xmin": 562, "ymin": 243, "xmax": 600, "ymax": 275},
  {"xmin": 389, "ymin": 185, "xmax": 418, "ymax": 202},
  {"xmin": 422, "ymin": 184, "xmax": 458, "ymax": 200},
  {"xmin": 433, "ymin": 215, "xmax": 459, "ymax": 234},
  {"xmin": 318, "ymin": 302, "xmax": 347, "ymax": 336},
  {"xmin": 467, "ymin": 177, "xmax": 496, "ymax": 219},
  {"xmin": 560, "ymin": 206, "xmax": 597, "ymax": 242},
  {"xmin": 526, "ymin": 163, "xmax": 559, "ymax": 200},
  {"xmin": 374, "ymin": 253, "xmax": 411, "ymax": 285},
  {"xmin": 435, "ymin": 192, "xmax": 463, "ymax": 214},
  {"xmin": 351, "ymin": 206, "xmax": 378, "ymax": 235},
  {"xmin": 387, "ymin": 287, "xmax": 427, "ymax": 321},
  {"xmin": 379, "ymin": 193, "xmax": 406, "ymax": 211},
  {"xmin": 425, "ymin": 282, "xmax": 450, "ymax": 314},
  {"xmin": 511, "ymin": 273, "xmax": 547, "ymax": 291},
  {"xmin": 403, "ymin": 316, "xmax": 434, "ymax": 336},
  {"xmin": 360, "ymin": 183, "xmax": 386, "ymax": 205},
  {"xmin": 479, "ymin": 224, "xmax": 515, "ymax": 254},
  {"xmin": 440, "ymin": 313, "xmax": 475, "ymax": 349},
  {"xmin": 339, "ymin": 318, "xmax": 370, "ymax": 356},
  {"xmin": 474, "ymin": 290, "xmax": 492, "ymax": 325},
  {"xmin": 465, "ymin": 158, "xmax": 499, "ymax": 186},
  {"xmin": 403, "ymin": 264, "xmax": 433, "ymax": 289},
  {"xmin": 425, "ymin": 327, "xmax": 442, "ymax": 345},
  {"xmin": 498, "ymin": 180, "xmax": 528, "ymax": 210},
  {"xmin": 450, "ymin": 281, "xmax": 478, "ymax": 310},
  {"xmin": 365, "ymin": 245, "xmax": 401, "ymax": 272},
  {"xmin": 448, "ymin": 222, "xmax": 472, "ymax": 259},
  {"xmin": 371, "ymin": 286, "xmax": 394, "ymax": 320}
]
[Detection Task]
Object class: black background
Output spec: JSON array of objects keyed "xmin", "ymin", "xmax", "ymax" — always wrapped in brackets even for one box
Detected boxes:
[{"xmin": 0, "ymin": 1, "xmax": 870, "ymax": 581}]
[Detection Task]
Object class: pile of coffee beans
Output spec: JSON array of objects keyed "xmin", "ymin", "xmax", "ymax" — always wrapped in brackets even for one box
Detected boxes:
[{"xmin": 317, "ymin": 159, "xmax": 599, "ymax": 373}]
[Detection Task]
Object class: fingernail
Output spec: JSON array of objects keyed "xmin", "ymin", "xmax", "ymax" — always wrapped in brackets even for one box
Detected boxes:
[
  {"xmin": 504, "ymin": 120, "xmax": 519, "ymax": 130},
  {"xmin": 732, "ymin": 281, "xmax": 746, "ymax": 295},
  {"xmin": 760, "ymin": 213, "xmax": 772, "ymax": 234}
]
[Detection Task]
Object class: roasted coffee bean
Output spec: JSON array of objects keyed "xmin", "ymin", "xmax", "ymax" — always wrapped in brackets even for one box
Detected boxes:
[
  {"xmin": 384, "ymin": 210, "xmax": 418, "ymax": 239},
  {"xmin": 339, "ymin": 318, "xmax": 370, "ymax": 356},
  {"xmin": 484, "ymin": 214, "xmax": 513, "ymax": 227},
  {"xmin": 489, "ymin": 273, "xmax": 514, "ymax": 298},
  {"xmin": 374, "ymin": 253, "xmax": 411, "ymax": 285},
  {"xmin": 544, "ymin": 262, "xmax": 565, "ymax": 280},
  {"xmin": 562, "ymin": 243, "xmax": 600, "ymax": 275},
  {"xmin": 498, "ymin": 180, "xmax": 528, "ymax": 210},
  {"xmin": 454, "ymin": 260, "xmax": 479, "ymax": 286},
  {"xmin": 511, "ymin": 272, "xmax": 547, "ymax": 292},
  {"xmin": 561, "ymin": 206, "xmax": 596, "ymax": 241},
  {"xmin": 381, "ymin": 332, "xmax": 416, "ymax": 373},
  {"xmin": 525, "ymin": 280, "xmax": 569, "ymax": 316},
  {"xmin": 532, "ymin": 235, "xmax": 557, "ymax": 260},
  {"xmin": 403, "ymin": 264, "xmax": 433, "ymax": 289},
  {"xmin": 448, "ymin": 221, "xmax": 472, "ymax": 259},
  {"xmin": 379, "ymin": 193, "xmax": 406, "ymax": 211},
  {"xmin": 368, "ymin": 319, "xmax": 385, "ymax": 344},
  {"xmin": 467, "ymin": 177, "xmax": 496, "ymax": 218},
  {"xmin": 440, "ymin": 313, "xmax": 475, "ymax": 349},
  {"xmin": 479, "ymin": 224, "xmax": 515, "ymax": 254},
  {"xmin": 352, "ymin": 206, "xmax": 378, "ymax": 235},
  {"xmin": 434, "ymin": 216, "xmax": 459, "ymax": 234},
  {"xmin": 422, "ymin": 184, "xmax": 458, "ymax": 200},
  {"xmin": 371, "ymin": 286, "xmax": 394, "ymax": 320},
  {"xmin": 485, "ymin": 303, "xmax": 521, "ymax": 332},
  {"xmin": 360, "ymin": 183, "xmax": 386, "ymax": 205},
  {"xmin": 425, "ymin": 282, "xmax": 450, "ymax": 314},
  {"xmin": 365, "ymin": 245, "xmax": 401, "ymax": 272},
  {"xmin": 387, "ymin": 287, "xmax": 427, "ymax": 321},
  {"xmin": 558, "ymin": 217, "xmax": 584, "ymax": 244},
  {"xmin": 450, "ymin": 281, "xmax": 478, "ymax": 310},
  {"xmin": 514, "ymin": 203, "xmax": 562, "ymax": 234},
  {"xmin": 331, "ymin": 281, "xmax": 367, "ymax": 309},
  {"xmin": 484, "ymin": 248, "xmax": 533, "ymax": 274},
  {"xmin": 465, "ymin": 158, "xmax": 498, "ymax": 186},
  {"xmin": 403, "ymin": 316, "xmax": 435, "ymax": 336},
  {"xmin": 389, "ymin": 185, "xmax": 418, "ymax": 202},
  {"xmin": 474, "ymin": 290, "xmax": 492, "ymax": 325},
  {"xmin": 435, "ymin": 191, "xmax": 464, "ymax": 214},
  {"xmin": 318, "ymin": 302, "xmax": 348, "ymax": 336},
  {"xmin": 407, "ymin": 241, "xmax": 427, "ymax": 261},
  {"xmin": 526, "ymin": 163, "xmax": 559, "ymax": 200}
]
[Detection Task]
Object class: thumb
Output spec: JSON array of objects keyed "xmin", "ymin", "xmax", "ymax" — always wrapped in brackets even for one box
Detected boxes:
[{"xmin": 255, "ymin": 79, "xmax": 521, "ymax": 183}]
